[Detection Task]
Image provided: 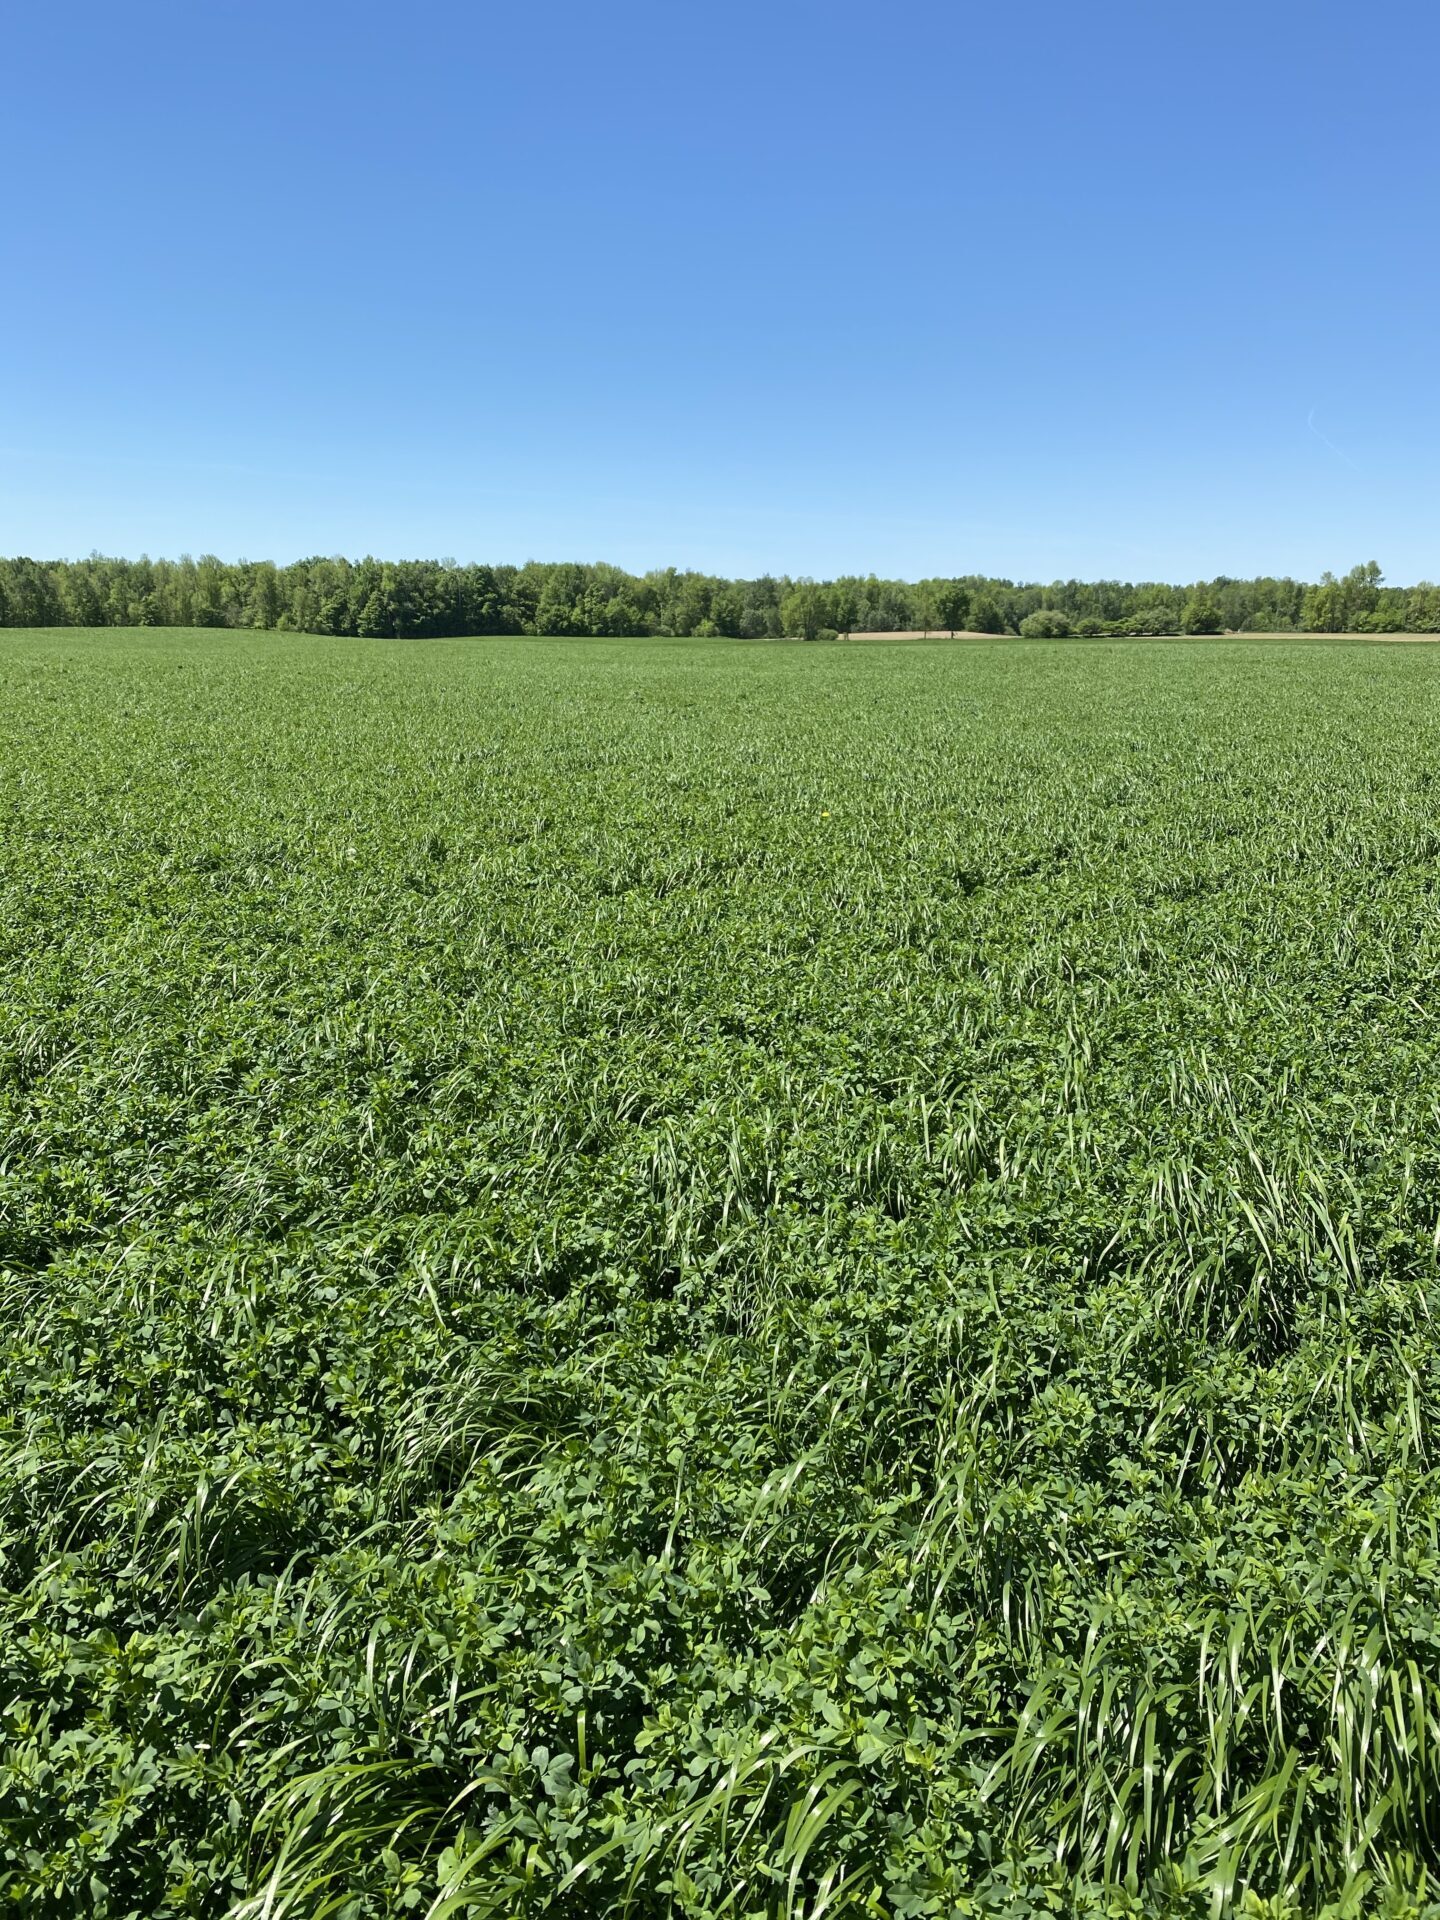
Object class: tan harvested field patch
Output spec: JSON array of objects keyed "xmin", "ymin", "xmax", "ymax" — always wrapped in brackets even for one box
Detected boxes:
[{"xmin": 842, "ymin": 629, "xmax": 996, "ymax": 641}]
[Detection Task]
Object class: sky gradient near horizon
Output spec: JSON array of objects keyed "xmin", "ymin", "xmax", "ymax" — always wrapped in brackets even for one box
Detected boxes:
[{"xmin": 4, "ymin": 0, "xmax": 1438, "ymax": 584}]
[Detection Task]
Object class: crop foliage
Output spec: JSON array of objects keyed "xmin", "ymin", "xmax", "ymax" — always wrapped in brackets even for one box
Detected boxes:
[{"xmin": 4, "ymin": 628, "xmax": 1440, "ymax": 1917}]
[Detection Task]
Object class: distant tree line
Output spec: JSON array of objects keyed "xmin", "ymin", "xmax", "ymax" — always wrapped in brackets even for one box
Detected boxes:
[{"xmin": 2, "ymin": 553, "xmax": 1437, "ymax": 638}]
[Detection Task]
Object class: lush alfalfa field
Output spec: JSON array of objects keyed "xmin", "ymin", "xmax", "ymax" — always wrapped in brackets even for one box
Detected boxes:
[{"xmin": 5, "ymin": 628, "xmax": 1440, "ymax": 1920}]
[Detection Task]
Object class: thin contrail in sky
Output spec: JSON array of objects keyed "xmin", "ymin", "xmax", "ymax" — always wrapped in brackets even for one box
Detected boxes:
[{"xmin": 1306, "ymin": 406, "xmax": 1362, "ymax": 473}]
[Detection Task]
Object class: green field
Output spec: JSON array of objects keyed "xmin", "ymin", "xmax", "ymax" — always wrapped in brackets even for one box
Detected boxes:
[{"xmin": 6, "ymin": 628, "xmax": 1440, "ymax": 1918}]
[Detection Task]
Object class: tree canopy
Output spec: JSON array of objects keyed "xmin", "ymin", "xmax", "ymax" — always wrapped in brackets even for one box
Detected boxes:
[{"xmin": 2, "ymin": 553, "xmax": 1435, "ymax": 638}]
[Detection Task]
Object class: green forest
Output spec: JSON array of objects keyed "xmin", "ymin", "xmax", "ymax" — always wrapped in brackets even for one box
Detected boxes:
[{"xmin": 2, "ymin": 553, "xmax": 1436, "ymax": 640}]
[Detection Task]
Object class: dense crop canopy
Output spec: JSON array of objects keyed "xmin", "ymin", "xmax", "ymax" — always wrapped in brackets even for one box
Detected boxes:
[{"xmin": 4, "ymin": 630, "xmax": 1440, "ymax": 1917}]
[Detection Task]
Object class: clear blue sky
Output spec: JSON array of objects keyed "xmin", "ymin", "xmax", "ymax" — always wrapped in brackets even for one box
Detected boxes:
[{"xmin": 4, "ymin": 0, "xmax": 1437, "ymax": 583}]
